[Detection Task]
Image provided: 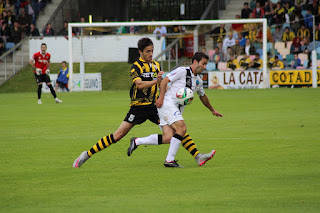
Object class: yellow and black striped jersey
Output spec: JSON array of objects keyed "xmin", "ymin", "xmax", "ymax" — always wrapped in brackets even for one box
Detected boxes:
[{"xmin": 130, "ymin": 57, "xmax": 161, "ymax": 106}]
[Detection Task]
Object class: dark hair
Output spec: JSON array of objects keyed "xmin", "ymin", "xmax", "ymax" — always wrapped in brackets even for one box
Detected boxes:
[
  {"xmin": 41, "ymin": 43, "xmax": 47, "ymax": 47},
  {"xmin": 275, "ymin": 55, "xmax": 278, "ymax": 59},
  {"xmin": 62, "ymin": 61, "xmax": 67, "ymax": 64},
  {"xmin": 255, "ymin": 53, "xmax": 260, "ymax": 57},
  {"xmin": 192, "ymin": 52, "xmax": 209, "ymax": 63},
  {"xmin": 138, "ymin": 37, "xmax": 153, "ymax": 51},
  {"xmin": 244, "ymin": 2, "xmax": 248, "ymax": 6}
]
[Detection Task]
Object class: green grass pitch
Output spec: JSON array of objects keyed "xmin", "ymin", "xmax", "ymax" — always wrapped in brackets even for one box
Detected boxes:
[{"xmin": 0, "ymin": 88, "xmax": 319, "ymax": 212}]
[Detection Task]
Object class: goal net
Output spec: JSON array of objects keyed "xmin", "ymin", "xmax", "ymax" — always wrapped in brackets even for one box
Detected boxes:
[{"xmin": 68, "ymin": 19, "xmax": 269, "ymax": 91}]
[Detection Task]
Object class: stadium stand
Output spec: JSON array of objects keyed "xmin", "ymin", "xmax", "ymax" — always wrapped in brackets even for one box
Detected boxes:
[{"xmin": 208, "ymin": 0, "xmax": 320, "ymax": 71}]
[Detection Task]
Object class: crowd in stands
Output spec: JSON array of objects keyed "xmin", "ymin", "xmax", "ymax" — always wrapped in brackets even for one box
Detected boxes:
[
  {"xmin": 0, "ymin": 0, "xmax": 55, "ymax": 55},
  {"xmin": 2, "ymin": 0, "xmax": 320, "ymax": 72},
  {"xmin": 206, "ymin": 0, "xmax": 320, "ymax": 71},
  {"xmin": 0, "ymin": 0, "xmax": 75, "ymax": 56}
]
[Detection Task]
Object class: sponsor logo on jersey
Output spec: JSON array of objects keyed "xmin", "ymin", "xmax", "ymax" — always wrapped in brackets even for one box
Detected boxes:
[
  {"xmin": 141, "ymin": 72, "xmax": 154, "ymax": 78},
  {"xmin": 174, "ymin": 111, "xmax": 182, "ymax": 116}
]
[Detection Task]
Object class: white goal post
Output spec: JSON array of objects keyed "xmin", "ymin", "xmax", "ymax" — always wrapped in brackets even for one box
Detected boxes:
[{"xmin": 68, "ymin": 19, "xmax": 268, "ymax": 90}]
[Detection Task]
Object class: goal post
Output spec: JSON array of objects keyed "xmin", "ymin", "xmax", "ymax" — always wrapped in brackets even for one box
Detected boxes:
[{"xmin": 68, "ymin": 19, "xmax": 269, "ymax": 91}]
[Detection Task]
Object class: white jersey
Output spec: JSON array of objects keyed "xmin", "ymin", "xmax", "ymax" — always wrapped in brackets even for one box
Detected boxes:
[
  {"xmin": 164, "ymin": 66, "xmax": 205, "ymax": 107},
  {"xmin": 158, "ymin": 67, "xmax": 205, "ymax": 126}
]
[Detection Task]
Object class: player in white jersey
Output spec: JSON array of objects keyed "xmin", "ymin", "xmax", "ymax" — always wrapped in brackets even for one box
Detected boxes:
[
  {"xmin": 157, "ymin": 66, "xmax": 206, "ymax": 127},
  {"xmin": 128, "ymin": 52, "xmax": 223, "ymax": 168}
]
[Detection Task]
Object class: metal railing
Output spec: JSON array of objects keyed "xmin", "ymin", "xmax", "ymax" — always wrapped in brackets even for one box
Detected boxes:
[
  {"xmin": 153, "ymin": 0, "xmax": 217, "ymax": 72},
  {"xmin": 0, "ymin": 37, "xmax": 29, "ymax": 86},
  {"xmin": 42, "ymin": 0, "xmax": 79, "ymax": 35}
]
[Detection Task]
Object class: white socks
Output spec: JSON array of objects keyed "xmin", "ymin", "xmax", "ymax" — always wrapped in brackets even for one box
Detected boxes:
[
  {"xmin": 165, "ymin": 134, "xmax": 182, "ymax": 162},
  {"xmin": 136, "ymin": 134, "xmax": 159, "ymax": 145}
]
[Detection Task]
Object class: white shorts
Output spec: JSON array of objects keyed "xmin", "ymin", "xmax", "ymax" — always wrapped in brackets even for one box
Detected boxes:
[{"xmin": 158, "ymin": 103, "xmax": 186, "ymax": 126}]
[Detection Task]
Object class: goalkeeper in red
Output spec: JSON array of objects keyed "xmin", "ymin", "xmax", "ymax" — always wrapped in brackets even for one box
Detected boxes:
[{"xmin": 29, "ymin": 43, "xmax": 63, "ymax": 104}]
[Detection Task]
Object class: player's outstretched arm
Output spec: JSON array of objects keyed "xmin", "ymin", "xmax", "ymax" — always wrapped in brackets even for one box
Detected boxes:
[{"xmin": 199, "ymin": 94, "xmax": 223, "ymax": 117}]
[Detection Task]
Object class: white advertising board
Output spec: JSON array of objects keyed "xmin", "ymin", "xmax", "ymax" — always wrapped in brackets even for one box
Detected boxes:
[
  {"xmin": 208, "ymin": 71, "xmax": 264, "ymax": 89},
  {"xmin": 42, "ymin": 73, "xmax": 102, "ymax": 92}
]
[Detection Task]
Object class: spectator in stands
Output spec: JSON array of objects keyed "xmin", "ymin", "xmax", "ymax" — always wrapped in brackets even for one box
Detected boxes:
[
  {"xmin": 227, "ymin": 54, "xmax": 239, "ymax": 70},
  {"xmin": 273, "ymin": 2, "xmax": 285, "ymax": 23},
  {"xmin": 271, "ymin": 55, "xmax": 285, "ymax": 69},
  {"xmin": 295, "ymin": 0, "xmax": 307, "ymax": 10},
  {"xmin": 291, "ymin": 36, "xmax": 302, "ymax": 54},
  {"xmin": 229, "ymin": 26, "xmax": 239, "ymax": 40},
  {"xmin": 168, "ymin": 19, "xmax": 183, "ymax": 34},
  {"xmin": 282, "ymin": 27, "xmax": 295, "ymax": 42},
  {"xmin": 253, "ymin": 2, "xmax": 264, "ymax": 18},
  {"xmin": 43, "ymin": 23, "xmax": 54, "ymax": 36},
  {"xmin": 304, "ymin": 9, "xmax": 313, "ymax": 30},
  {"xmin": 309, "ymin": 1, "xmax": 319, "ymax": 23},
  {"xmin": 222, "ymin": 32, "xmax": 235, "ymax": 53},
  {"xmin": 9, "ymin": 21, "xmax": 22, "ymax": 44},
  {"xmin": 239, "ymin": 53, "xmax": 251, "ymax": 70},
  {"xmin": 291, "ymin": 12, "xmax": 303, "ymax": 33},
  {"xmin": 255, "ymin": 25, "xmax": 263, "ymax": 44},
  {"xmin": 0, "ymin": 0, "xmax": 5, "ymax": 16},
  {"xmin": 284, "ymin": 2, "xmax": 295, "ymax": 21},
  {"xmin": 238, "ymin": 32, "xmax": 246, "ymax": 47},
  {"xmin": 2, "ymin": 9, "xmax": 7, "ymax": 18},
  {"xmin": 0, "ymin": 13, "xmax": 5, "ymax": 26},
  {"xmin": 297, "ymin": 24, "xmax": 310, "ymax": 40},
  {"xmin": 232, "ymin": 15, "xmax": 244, "ymax": 32},
  {"xmin": 0, "ymin": 36, "xmax": 4, "ymax": 55},
  {"xmin": 153, "ymin": 25, "xmax": 167, "ymax": 39},
  {"xmin": 244, "ymin": 39, "xmax": 256, "ymax": 56},
  {"xmin": 246, "ymin": 24, "xmax": 256, "ymax": 43},
  {"xmin": 251, "ymin": 53, "xmax": 263, "ymax": 69},
  {"xmin": 27, "ymin": 23, "xmax": 40, "ymax": 36},
  {"xmin": 25, "ymin": 0, "xmax": 38, "ymax": 25},
  {"xmin": 212, "ymin": 46, "xmax": 224, "ymax": 66},
  {"xmin": 146, "ymin": 19, "xmax": 156, "ymax": 33},
  {"xmin": 0, "ymin": 22, "xmax": 10, "ymax": 43},
  {"xmin": 314, "ymin": 24, "xmax": 320, "ymax": 41},
  {"xmin": 36, "ymin": 0, "xmax": 46, "ymax": 12},
  {"xmin": 126, "ymin": 18, "xmax": 139, "ymax": 35},
  {"xmin": 58, "ymin": 21, "xmax": 68, "ymax": 36},
  {"xmin": 250, "ymin": 0, "xmax": 256, "ymax": 10},
  {"xmin": 5, "ymin": 0, "xmax": 14, "ymax": 15},
  {"xmin": 267, "ymin": 52, "xmax": 274, "ymax": 68},
  {"xmin": 225, "ymin": 46, "xmax": 232, "ymax": 62},
  {"xmin": 209, "ymin": 24, "xmax": 226, "ymax": 47},
  {"xmin": 232, "ymin": 39, "xmax": 242, "ymax": 57},
  {"xmin": 264, "ymin": 1, "xmax": 274, "ymax": 26},
  {"xmin": 241, "ymin": 2, "xmax": 253, "ymax": 18},
  {"xmin": 272, "ymin": 26, "xmax": 283, "ymax": 42},
  {"xmin": 290, "ymin": 53, "xmax": 301, "ymax": 68},
  {"xmin": 5, "ymin": 10, "xmax": 15, "ymax": 28},
  {"xmin": 18, "ymin": 8, "xmax": 31, "ymax": 34},
  {"xmin": 301, "ymin": 37, "xmax": 312, "ymax": 54}
]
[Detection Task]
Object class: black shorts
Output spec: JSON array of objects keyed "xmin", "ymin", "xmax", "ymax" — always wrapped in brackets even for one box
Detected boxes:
[
  {"xmin": 56, "ymin": 80, "xmax": 68, "ymax": 88},
  {"xmin": 124, "ymin": 105, "xmax": 159, "ymax": 125},
  {"xmin": 34, "ymin": 73, "xmax": 51, "ymax": 84}
]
